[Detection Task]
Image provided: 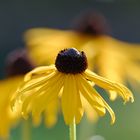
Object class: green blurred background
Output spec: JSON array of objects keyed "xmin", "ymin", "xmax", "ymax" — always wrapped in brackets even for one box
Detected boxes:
[{"xmin": 0, "ymin": 0, "xmax": 140, "ymax": 140}]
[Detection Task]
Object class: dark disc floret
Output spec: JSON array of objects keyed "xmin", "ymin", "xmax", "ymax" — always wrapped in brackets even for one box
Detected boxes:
[
  {"xmin": 5, "ymin": 49, "xmax": 35, "ymax": 77},
  {"xmin": 55, "ymin": 48, "xmax": 88, "ymax": 74}
]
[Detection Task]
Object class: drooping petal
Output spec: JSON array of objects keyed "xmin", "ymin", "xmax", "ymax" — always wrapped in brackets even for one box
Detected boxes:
[
  {"xmin": 24, "ymin": 65, "xmax": 55, "ymax": 81},
  {"xmin": 31, "ymin": 73, "xmax": 64, "ymax": 117},
  {"xmin": 19, "ymin": 71, "xmax": 57, "ymax": 94},
  {"xmin": 61, "ymin": 75, "xmax": 83, "ymax": 125},
  {"xmin": 13, "ymin": 71, "xmax": 57, "ymax": 118},
  {"xmin": 77, "ymin": 75, "xmax": 106, "ymax": 116},
  {"xmin": 84, "ymin": 69, "xmax": 134, "ymax": 103},
  {"xmin": 73, "ymin": 75, "xmax": 84, "ymax": 124},
  {"xmin": 21, "ymin": 91, "xmax": 39, "ymax": 119},
  {"xmin": 79, "ymin": 74, "xmax": 115, "ymax": 124},
  {"xmin": 61, "ymin": 75, "xmax": 74, "ymax": 124},
  {"xmin": 81, "ymin": 95, "xmax": 99, "ymax": 122}
]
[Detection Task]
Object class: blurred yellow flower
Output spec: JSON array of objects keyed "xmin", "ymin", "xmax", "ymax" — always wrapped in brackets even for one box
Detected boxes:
[
  {"xmin": 0, "ymin": 49, "xmax": 34, "ymax": 138},
  {"xmin": 0, "ymin": 49, "xmax": 56, "ymax": 138},
  {"xmin": 12, "ymin": 48, "xmax": 133, "ymax": 125}
]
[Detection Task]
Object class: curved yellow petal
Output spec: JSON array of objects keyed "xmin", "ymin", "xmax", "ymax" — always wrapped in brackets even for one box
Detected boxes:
[
  {"xmin": 24, "ymin": 65, "xmax": 55, "ymax": 81},
  {"xmin": 31, "ymin": 73, "xmax": 63, "ymax": 116},
  {"xmin": 79, "ymin": 74, "xmax": 115, "ymax": 124},
  {"xmin": 81, "ymin": 95, "xmax": 99, "ymax": 122},
  {"xmin": 84, "ymin": 69, "xmax": 134, "ymax": 103},
  {"xmin": 19, "ymin": 71, "xmax": 57, "ymax": 94},
  {"xmin": 77, "ymin": 75, "xmax": 106, "ymax": 116}
]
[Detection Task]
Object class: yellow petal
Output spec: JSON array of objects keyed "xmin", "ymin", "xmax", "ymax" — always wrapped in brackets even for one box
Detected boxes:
[
  {"xmin": 77, "ymin": 75, "xmax": 106, "ymax": 116},
  {"xmin": 19, "ymin": 71, "xmax": 57, "ymax": 94},
  {"xmin": 73, "ymin": 75, "xmax": 84, "ymax": 124},
  {"xmin": 81, "ymin": 95, "xmax": 99, "ymax": 123},
  {"xmin": 25, "ymin": 65, "xmax": 55, "ymax": 81},
  {"xmin": 79, "ymin": 74, "xmax": 115, "ymax": 124},
  {"xmin": 84, "ymin": 69, "xmax": 134, "ymax": 103},
  {"xmin": 61, "ymin": 75, "xmax": 83, "ymax": 125},
  {"xmin": 31, "ymin": 73, "xmax": 63, "ymax": 116}
]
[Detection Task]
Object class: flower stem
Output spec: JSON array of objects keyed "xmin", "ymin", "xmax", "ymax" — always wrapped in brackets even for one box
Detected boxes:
[{"xmin": 69, "ymin": 118, "xmax": 76, "ymax": 140}]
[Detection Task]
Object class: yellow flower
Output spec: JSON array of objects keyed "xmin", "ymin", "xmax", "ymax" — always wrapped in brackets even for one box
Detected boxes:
[
  {"xmin": 12, "ymin": 48, "xmax": 134, "ymax": 125},
  {"xmin": 0, "ymin": 48, "xmax": 61, "ymax": 134},
  {"xmin": 21, "ymin": 12, "xmax": 138, "ymax": 126},
  {"xmin": 0, "ymin": 49, "xmax": 35, "ymax": 138}
]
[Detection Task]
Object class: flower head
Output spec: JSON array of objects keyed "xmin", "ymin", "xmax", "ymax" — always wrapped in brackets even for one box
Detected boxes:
[
  {"xmin": 55, "ymin": 48, "xmax": 87, "ymax": 74},
  {"xmin": 0, "ymin": 49, "xmax": 35, "ymax": 138},
  {"xmin": 13, "ymin": 48, "xmax": 134, "ymax": 125}
]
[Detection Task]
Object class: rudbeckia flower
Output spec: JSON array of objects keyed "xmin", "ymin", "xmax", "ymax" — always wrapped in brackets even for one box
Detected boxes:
[
  {"xmin": 0, "ymin": 49, "xmax": 35, "ymax": 138},
  {"xmin": 0, "ymin": 48, "xmax": 60, "ymax": 137},
  {"xmin": 12, "ymin": 48, "xmax": 134, "ymax": 126},
  {"xmin": 23, "ymin": 11, "xmax": 140, "ymax": 101}
]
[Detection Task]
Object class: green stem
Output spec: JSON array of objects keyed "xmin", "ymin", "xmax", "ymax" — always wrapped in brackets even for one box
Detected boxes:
[
  {"xmin": 69, "ymin": 118, "xmax": 76, "ymax": 140},
  {"xmin": 21, "ymin": 120, "xmax": 31, "ymax": 140}
]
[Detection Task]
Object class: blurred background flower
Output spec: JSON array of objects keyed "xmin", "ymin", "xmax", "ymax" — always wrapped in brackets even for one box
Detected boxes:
[
  {"xmin": 0, "ymin": 0, "xmax": 140, "ymax": 140},
  {"xmin": 0, "ymin": 49, "xmax": 34, "ymax": 139}
]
